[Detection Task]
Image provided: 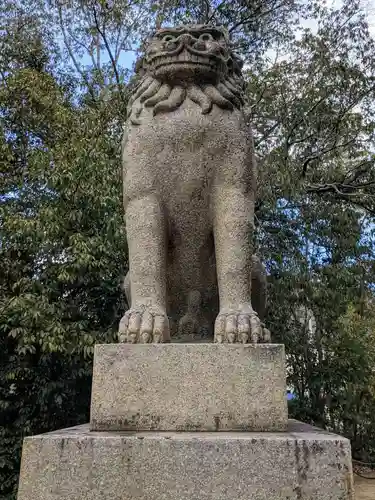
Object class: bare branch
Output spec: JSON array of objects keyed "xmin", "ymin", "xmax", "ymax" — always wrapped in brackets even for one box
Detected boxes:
[
  {"xmin": 306, "ymin": 182, "xmax": 375, "ymax": 215},
  {"xmin": 229, "ymin": 1, "xmax": 288, "ymax": 33},
  {"xmin": 92, "ymin": 4, "xmax": 126, "ymax": 105},
  {"xmin": 307, "ymin": 182, "xmax": 375, "ymax": 196},
  {"xmin": 285, "ymin": 95, "xmax": 328, "ymax": 153},
  {"xmin": 301, "ymin": 137, "xmax": 361, "ymax": 175},
  {"xmin": 344, "ymin": 160, "xmax": 374, "ymax": 184},
  {"xmin": 255, "ymin": 121, "xmax": 281, "ymax": 147},
  {"xmin": 57, "ymin": 5, "xmax": 97, "ymax": 101}
]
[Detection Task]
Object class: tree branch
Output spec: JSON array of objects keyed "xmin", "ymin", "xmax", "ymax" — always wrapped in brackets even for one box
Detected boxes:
[
  {"xmin": 57, "ymin": 6, "xmax": 97, "ymax": 102},
  {"xmin": 301, "ymin": 136, "xmax": 361, "ymax": 175},
  {"xmin": 306, "ymin": 183, "xmax": 375, "ymax": 214},
  {"xmin": 92, "ymin": 4, "xmax": 126, "ymax": 105},
  {"xmin": 255, "ymin": 121, "xmax": 281, "ymax": 147},
  {"xmin": 285, "ymin": 95, "xmax": 328, "ymax": 154},
  {"xmin": 229, "ymin": 1, "xmax": 288, "ymax": 33},
  {"xmin": 344, "ymin": 160, "xmax": 374, "ymax": 184}
]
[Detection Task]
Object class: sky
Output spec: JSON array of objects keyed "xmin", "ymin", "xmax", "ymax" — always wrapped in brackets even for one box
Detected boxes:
[
  {"xmin": 327, "ymin": 0, "xmax": 375, "ymax": 34},
  {"xmin": 77, "ymin": 0, "xmax": 375, "ymax": 74},
  {"xmin": 300, "ymin": 0, "xmax": 375, "ymax": 36}
]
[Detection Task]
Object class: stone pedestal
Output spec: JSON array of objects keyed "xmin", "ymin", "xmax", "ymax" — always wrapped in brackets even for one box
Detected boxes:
[
  {"xmin": 17, "ymin": 344, "xmax": 355, "ymax": 500},
  {"xmin": 90, "ymin": 344, "xmax": 288, "ymax": 431},
  {"xmin": 17, "ymin": 422, "xmax": 354, "ymax": 500}
]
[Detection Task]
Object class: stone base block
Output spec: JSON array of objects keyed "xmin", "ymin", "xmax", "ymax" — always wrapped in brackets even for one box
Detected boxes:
[
  {"xmin": 90, "ymin": 343, "xmax": 287, "ymax": 431},
  {"xmin": 17, "ymin": 420, "xmax": 354, "ymax": 500}
]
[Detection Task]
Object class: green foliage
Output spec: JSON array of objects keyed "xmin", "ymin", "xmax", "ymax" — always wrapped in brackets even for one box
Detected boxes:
[
  {"xmin": 284, "ymin": 301, "xmax": 375, "ymax": 458},
  {"xmin": 0, "ymin": 1, "xmax": 375, "ymax": 497},
  {"xmin": 0, "ymin": 7, "xmax": 127, "ymax": 497},
  {"xmin": 328, "ymin": 305, "xmax": 375, "ymax": 460}
]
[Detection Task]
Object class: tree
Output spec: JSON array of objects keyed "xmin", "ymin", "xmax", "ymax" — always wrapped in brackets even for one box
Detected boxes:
[
  {"xmin": 248, "ymin": 1, "xmax": 375, "ymax": 456},
  {"xmin": 0, "ymin": 5, "xmax": 127, "ymax": 497}
]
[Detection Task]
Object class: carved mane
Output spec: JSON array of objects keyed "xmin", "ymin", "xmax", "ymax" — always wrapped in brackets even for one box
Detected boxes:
[{"xmin": 127, "ymin": 76, "xmax": 245, "ymax": 125}]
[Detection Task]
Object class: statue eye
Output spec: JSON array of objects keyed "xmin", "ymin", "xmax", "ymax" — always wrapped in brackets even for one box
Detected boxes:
[
  {"xmin": 199, "ymin": 33, "xmax": 213, "ymax": 42},
  {"xmin": 162, "ymin": 35, "xmax": 175, "ymax": 42}
]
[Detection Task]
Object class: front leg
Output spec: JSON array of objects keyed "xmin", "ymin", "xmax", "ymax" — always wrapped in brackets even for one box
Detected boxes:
[
  {"xmin": 118, "ymin": 195, "xmax": 170, "ymax": 343},
  {"xmin": 212, "ymin": 186, "xmax": 266, "ymax": 344}
]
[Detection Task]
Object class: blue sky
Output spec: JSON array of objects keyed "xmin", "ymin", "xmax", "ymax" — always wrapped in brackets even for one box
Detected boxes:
[
  {"xmin": 71, "ymin": 0, "xmax": 375, "ymax": 78},
  {"xmin": 80, "ymin": 51, "xmax": 136, "ymax": 73}
]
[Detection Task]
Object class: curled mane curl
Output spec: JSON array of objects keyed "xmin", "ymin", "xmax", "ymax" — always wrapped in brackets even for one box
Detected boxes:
[{"xmin": 127, "ymin": 75, "xmax": 245, "ymax": 125}]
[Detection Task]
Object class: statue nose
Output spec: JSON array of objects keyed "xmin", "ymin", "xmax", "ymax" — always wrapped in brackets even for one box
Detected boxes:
[{"xmin": 179, "ymin": 33, "xmax": 193, "ymax": 46}]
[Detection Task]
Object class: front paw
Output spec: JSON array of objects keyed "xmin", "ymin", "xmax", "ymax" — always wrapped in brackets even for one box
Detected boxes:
[
  {"xmin": 118, "ymin": 305, "xmax": 170, "ymax": 344},
  {"xmin": 214, "ymin": 306, "xmax": 271, "ymax": 344}
]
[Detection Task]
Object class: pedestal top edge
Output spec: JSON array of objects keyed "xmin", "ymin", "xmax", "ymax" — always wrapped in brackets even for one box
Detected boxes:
[
  {"xmin": 94, "ymin": 343, "xmax": 285, "ymax": 349},
  {"xmin": 24, "ymin": 420, "xmax": 349, "ymax": 445}
]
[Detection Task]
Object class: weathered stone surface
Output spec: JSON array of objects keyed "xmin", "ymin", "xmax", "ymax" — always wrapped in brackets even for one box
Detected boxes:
[
  {"xmin": 90, "ymin": 343, "xmax": 287, "ymax": 431},
  {"xmin": 17, "ymin": 420, "xmax": 355, "ymax": 500},
  {"xmin": 119, "ymin": 24, "xmax": 270, "ymax": 344}
]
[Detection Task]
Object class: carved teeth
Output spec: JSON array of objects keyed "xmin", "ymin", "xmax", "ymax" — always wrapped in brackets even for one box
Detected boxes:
[
  {"xmin": 148, "ymin": 51, "xmax": 219, "ymax": 69},
  {"xmin": 148, "ymin": 51, "xmax": 219, "ymax": 73}
]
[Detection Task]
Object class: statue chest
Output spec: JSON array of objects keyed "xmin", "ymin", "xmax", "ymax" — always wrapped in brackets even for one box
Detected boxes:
[
  {"xmin": 125, "ymin": 99, "xmax": 246, "ymax": 156},
  {"xmin": 123, "ymin": 100, "xmax": 251, "ymax": 202}
]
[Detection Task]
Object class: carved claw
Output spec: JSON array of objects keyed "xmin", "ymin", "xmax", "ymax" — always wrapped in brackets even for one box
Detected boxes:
[
  {"xmin": 228, "ymin": 333, "xmax": 236, "ymax": 343},
  {"xmin": 251, "ymin": 331, "xmax": 259, "ymax": 344},
  {"xmin": 250, "ymin": 314, "xmax": 261, "ymax": 343},
  {"xmin": 214, "ymin": 306, "xmax": 271, "ymax": 344},
  {"xmin": 118, "ymin": 307, "xmax": 170, "ymax": 344},
  {"xmin": 128, "ymin": 333, "xmax": 137, "ymax": 344},
  {"xmin": 141, "ymin": 331, "xmax": 151, "ymax": 343},
  {"xmin": 153, "ymin": 331, "xmax": 163, "ymax": 343},
  {"xmin": 262, "ymin": 325, "xmax": 272, "ymax": 343},
  {"xmin": 240, "ymin": 332, "xmax": 249, "ymax": 344},
  {"xmin": 118, "ymin": 315, "xmax": 129, "ymax": 343}
]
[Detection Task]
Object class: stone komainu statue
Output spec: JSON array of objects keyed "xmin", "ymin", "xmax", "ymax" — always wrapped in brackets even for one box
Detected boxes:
[{"xmin": 119, "ymin": 24, "xmax": 270, "ymax": 344}]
